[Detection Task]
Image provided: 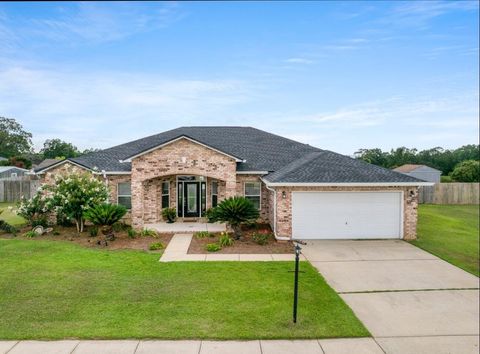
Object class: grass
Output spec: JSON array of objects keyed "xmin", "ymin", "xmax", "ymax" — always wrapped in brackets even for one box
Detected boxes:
[
  {"xmin": 0, "ymin": 239, "xmax": 368, "ymax": 340},
  {"xmin": 412, "ymin": 204, "xmax": 479, "ymax": 277},
  {"xmin": 0, "ymin": 202, "xmax": 25, "ymax": 226}
]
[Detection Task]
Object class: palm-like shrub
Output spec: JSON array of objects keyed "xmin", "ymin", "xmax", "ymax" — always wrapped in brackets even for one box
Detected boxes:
[
  {"xmin": 83, "ymin": 203, "xmax": 127, "ymax": 240},
  {"xmin": 209, "ymin": 197, "xmax": 259, "ymax": 240}
]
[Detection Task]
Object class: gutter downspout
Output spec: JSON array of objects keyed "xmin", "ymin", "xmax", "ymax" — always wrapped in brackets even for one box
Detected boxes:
[{"xmin": 263, "ymin": 180, "xmax": 290, "ymax": 241}]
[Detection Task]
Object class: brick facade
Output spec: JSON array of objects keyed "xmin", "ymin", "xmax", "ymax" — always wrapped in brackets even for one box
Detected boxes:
[
  {"xmin": 39, "ymin": 151, "xmax": 418, "ymax": 240},
  {"xmin": 130, "ymin": 138, "xmax": 237, "ymax": 228},
  {"xmin": 273, "ymin": 185, "xmax": 418, "ymax": 240}
]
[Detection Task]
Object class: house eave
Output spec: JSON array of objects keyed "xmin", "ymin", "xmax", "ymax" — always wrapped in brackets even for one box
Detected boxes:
[
  {"xmin": 34, "ymin": 159, "xmax": 94, "ymax": 174},
  {"xmin": 236, "ymin": 171, "xmax": 269, "ymax": 175},
  {"xmin": 261, "ymin": 181, "xmax": 434, "ymax": 187}
]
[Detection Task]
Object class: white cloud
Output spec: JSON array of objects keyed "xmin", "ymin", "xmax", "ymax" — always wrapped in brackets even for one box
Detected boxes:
[
  {"xmin": 26, "ymin": 2, "xmax": 186, "ymax": 44},
  {"xmin": 285, "ymin": 58, "xmax": 314, "ymax": 64},
  {"xmin": 0, "ymin": 65, "xmax": 253, "ymax": 150}
]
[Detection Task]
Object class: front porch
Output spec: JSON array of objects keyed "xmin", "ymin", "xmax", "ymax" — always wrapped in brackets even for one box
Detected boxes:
[{"xmin": 145, "ymin": 221, "xmax": 226, "ymax": 233}]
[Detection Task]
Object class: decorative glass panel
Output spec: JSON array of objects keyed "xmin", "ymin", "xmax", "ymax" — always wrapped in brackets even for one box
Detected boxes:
[
  {"xmin": 177, "ymin": 183, "xmax": 183, "ymax": 217},
  {"xmin": 187, "ymin": 184, "xmax": 197, "ymax": 212}
]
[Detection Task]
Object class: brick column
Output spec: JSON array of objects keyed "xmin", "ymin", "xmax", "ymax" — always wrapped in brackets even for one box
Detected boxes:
[
  {"xmin": 131, "ymin": 179, "xmax": 144, "ymax": 229},
  {"xmin": 403, "ymin": 187, "xmax": 418, "ymax": 240},
  {"xmin": 225, "ymin": 179, "xmax": 237, "ymax": 198}
]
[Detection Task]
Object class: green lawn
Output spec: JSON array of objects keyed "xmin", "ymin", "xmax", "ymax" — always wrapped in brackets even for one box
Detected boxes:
[
  {"xmin": 0, "ymin": 202, "xmax": 25, "ymax": 226},
  {"xmin": 0, "ymin": 239, "xmax": 368, "ymax": 340},
  {"xmin": 412, "ymin": 204, "xmax": 479, "ymax": 277}
]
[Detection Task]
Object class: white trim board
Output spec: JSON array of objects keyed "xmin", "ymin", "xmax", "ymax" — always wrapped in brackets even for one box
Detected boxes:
[{"xmin": 262, "ymin": 181, "xmax": 434, "ymax": 187}]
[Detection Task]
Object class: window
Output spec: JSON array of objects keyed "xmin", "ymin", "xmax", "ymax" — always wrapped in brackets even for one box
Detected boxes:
[
  {"xmin": 117, "ymin": 182, "xmax": 132, "ymax": 209},
  {"xmin": 244, "ymin": 181, "xmax": 261, "ymax": 210},
  {"xmin": 11, "ymin": 173, "xmax": 17, "ymax": 178},
  {"xmin": 211, "ymin": 181, "xmax": 218, "ymax": 208},
  {"xmin": 161, "ymin": 181, "xmax": 170, "ymax": 209}
]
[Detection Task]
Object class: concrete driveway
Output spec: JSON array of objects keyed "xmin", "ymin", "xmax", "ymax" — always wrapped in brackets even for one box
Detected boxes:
[{"xmin": 302, "ymin": 240, "xmax": 479, "ymax": 354}]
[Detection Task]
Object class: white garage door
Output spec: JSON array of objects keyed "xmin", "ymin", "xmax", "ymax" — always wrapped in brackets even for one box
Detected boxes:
[{"xmin": 292, "ymin": 191, "xmax": 402, "ymax": 239}]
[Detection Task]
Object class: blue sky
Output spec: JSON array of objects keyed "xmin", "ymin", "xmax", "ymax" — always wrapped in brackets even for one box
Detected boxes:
[{"xmin": 0, "ymin": 1, "xmax": 478, "ymax": 154}]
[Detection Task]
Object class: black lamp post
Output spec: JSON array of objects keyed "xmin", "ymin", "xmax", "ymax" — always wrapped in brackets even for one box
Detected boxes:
[{"xmin": 293, "ymin": 240, "xmax": 306, "ymax": 324}]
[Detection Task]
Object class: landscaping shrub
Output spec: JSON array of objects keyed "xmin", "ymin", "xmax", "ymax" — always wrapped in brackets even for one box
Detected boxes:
[
  {"xmin": 194, "ymin": 231, "xmax": 212, "ymax": 239},
  {"xmin": 49, "ymin": 173, "xmax": 109, "ymax": 233},
  {"xmin": 205, "ymin": 208, "xmax": 217, "ymax": 223},
  {"xmin": 0, "ymin": 218, "xmax": 17, "ymax": 235},
  {"xmin": 252, "ymin": 230, "xmax": 272, "ymax": 245},
  {"xmin": 161, "ymin": 207, "xmax": 177, "ymax": 223},
  {"xmin": 83, "ymin": 203, "xmax": 127, "ymax": 241},
  {"xmin": 53, "ymin": 230, "xmax": 60, "ymax": 236},
  {"xmin": 89, "ymin": 226, "xmax": 99, "ymax": 237},
  {"xmin": 208, "ymin": 197, "xmax": 259, "ymax": 240},
  {"xmin": 140, "ymin": 228, "xmax": 158, "ymax": 237},
  {"xmin": 218, "ymin": 232, "xmax": 234, "ymax": 247},
  {"xmin": 16, "ymin": 187, "xmax": 53, "ymax": 227},
  {"xmin": 149, "ymin": 242, "xmax": 164, "ymax": 251},
  {"xmin": 112, "ymin": 222, "xmax": 130, "ymax": 232},
  {"xmin": 205, "ymin": 243, "xmax": 221, "ymax": 252},
  {"xmin": 56, "ymin": 211, "xmax": 73, "ymax": 227},
  {"xmin": 127, "ymin": 228, "xmax": 137, "ymax": 239},
  {"xmin": 23, "ymin": 230, "xmax": 37, "ymax": 238}
]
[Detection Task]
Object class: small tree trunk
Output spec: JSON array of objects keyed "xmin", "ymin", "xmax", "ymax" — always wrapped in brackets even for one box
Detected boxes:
[
  {"xmin": 80, "ymin": 217, "xmax": 84, "ymax": 233},
  {"xmin": 74, "ymin": 219, "xmax": 80, "ymax": 233},
  {"xmin": 232, "ymin": 225, "xmax": 242, "ymax": 240}
]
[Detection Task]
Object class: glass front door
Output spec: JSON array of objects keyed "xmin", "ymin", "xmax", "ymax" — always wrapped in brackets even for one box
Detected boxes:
[{"xmin": 183, "ymin": 182, "xmax": 200, "ymax": 217}]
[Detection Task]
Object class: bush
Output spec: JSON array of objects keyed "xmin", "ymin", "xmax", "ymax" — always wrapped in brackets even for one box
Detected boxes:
[
  {"xmin": 161, "ymin": 207, "xmax": 177, "ymax": 223},
  {"xmin": 450, "ymin": 160, "xmax": 480, "ymax": 182},
  {"xmin": 218, "ymin": 232, "xmax": 234, "ymax": 247},
  {"xmin": 140, "ymin": 228, "xmax": 158, "ymax": 237},
  {"xmin": 49, "ymin": 173, "xmax": 109, "ymax": 232},
  {"xmin": 194, "ymin": 231, "xmax": 212, "ymax": 239},
  {"xmin": 252, "ymin": 230, "xmax": 272, "ymax": 245},
  {"xmin": 83, "ymin": 203, "xmax": 127, "ymax": 227},
  {"xmin": 205, "ymin": 208, "xmax": 217, "ymax": 223},
  {"xmin": 31, "ymin": 216, "xmax": 49, "ymax": 228},
  {"xmin": 0, "ymin": 219, "xmax": 17, "ymax": 235},
  {"xmin": 112, "ymin": 222, "xmax": 130, "ymax": 232},
  {"xmin": 56, "ymin": 211, "xmax": 73, "ymax": 227},
  {"xmin": 23, "ymin": 230, "xmax": 37, "ymax": 238},
  {"xmin": 149, "ymin": 242, "xmax": 164, "ymax": 251},
  {"xmin": 127, "ymin": 228, "xmax": 137, "ymax": 239},
  {"xmin": 53, "ymin": 230, "xmax": 60, "ymax": 236},
  {"xmin": 16, "ymin": 187, "xmax": 53, "ymax": 227},
  {"xmin": 205, "ymin": 243, "xmax": 221, "ymax": 252},
  {"xmin": 89, "ymin": 226, "xmax": 99, "ymax": 237},
  {"xmin": 208, "ymin": 197, "xmax": 259, "ymax": 240},
  {"xmin": 441, "ymin": 175, "xmax": 452, "ymax": 183}
]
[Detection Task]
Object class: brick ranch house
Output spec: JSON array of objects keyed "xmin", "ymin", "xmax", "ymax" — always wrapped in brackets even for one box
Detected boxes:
[{"xmin": 35, "ymin": 127, "xmax": 431, "ymax": 241}]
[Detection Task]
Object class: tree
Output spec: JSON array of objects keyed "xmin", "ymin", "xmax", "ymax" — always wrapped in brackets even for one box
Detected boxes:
[
  {"xmin": 209, "ymin": 197, "xmax": 259, "ymax": 240},
  {"xmin": 0, "ymin": 117, "xmax": 33, "ymax": 158},
  {"xmin": 41, "ymin": 139, "xmax": 79, "ymax": 159},
  {"xmin": 450, "ymin": 160, "xmax": 480, "ymax": 182},
  {"xmin": 354, "ymin": 148, "xmax": 388, "ymax": 167},
  {"xmin": 48, "ymin": 173, "xmax": 109, "ymax": 232}
]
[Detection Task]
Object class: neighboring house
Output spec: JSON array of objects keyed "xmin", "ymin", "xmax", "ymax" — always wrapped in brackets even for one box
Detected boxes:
[
  {"xmin": 0, "ymin": 166, "xmax": 29, "ymax": 179},
  {"xmin": 33, "ymin": 158, "xmax": 64, "ymax": 172},
  {"xmin": 393, "ymin": 164, "xmax": 441, "ymax": 183},
  {"xmin": 0, "ymin": 156, "xmax": 8, "ymax": 162},
  {"xmin": 34, "ymin": 127, "xmax": 430, "ymax": 240}
]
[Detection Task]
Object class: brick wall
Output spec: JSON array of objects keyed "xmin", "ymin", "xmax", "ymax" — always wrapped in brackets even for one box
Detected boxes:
[
  {"xmin": 235, "ymin": 174, "xmax": 270, "ymax": 222},
  {"xmin": 130, "ymin": 138, "xmax": 237, "ymax": 228},
  {"xmin": 273, "ymin": 186, "xmax": 418, "ymax": 240}
]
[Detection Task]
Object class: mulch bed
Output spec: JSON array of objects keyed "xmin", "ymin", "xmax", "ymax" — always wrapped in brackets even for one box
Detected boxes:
[
  {"xmin": 188, "ymin": 224, "xmax": 293, "ymax": 254},
  {"xmin": 0, "ymin": 225, "xmax": 173, "ymax": 252}
]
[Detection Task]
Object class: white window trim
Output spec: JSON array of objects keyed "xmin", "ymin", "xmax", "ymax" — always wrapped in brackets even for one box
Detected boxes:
[
  {"xmin": 10, "ymin": 172, "xmax": 17, "ymax": 178},
  {"xmin": 161, "ymin": 181, "xmax": 170, "ymax": 208},
  {"xmin": 117, "ymin": 182, "xmax": 132, "ymax": 209},
  {"xmin": 244, "ymin": 181, "xmax": 262, "ymax": 210}
]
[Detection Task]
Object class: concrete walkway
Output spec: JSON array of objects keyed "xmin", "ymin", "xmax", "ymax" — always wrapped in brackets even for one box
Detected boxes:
[
  {"xmin": 0, "ymin": 338, "xmax": 386, "ymax": 354},
  {"xmin": 160, "ymin": 233, "xmax": 303, "ymax": 262},
  {"xmin": 302, "ymin": 240, "xmax": 480, "ymax": 354}
]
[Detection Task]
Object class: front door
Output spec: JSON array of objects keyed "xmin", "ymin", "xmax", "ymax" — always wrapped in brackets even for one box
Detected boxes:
[{"xmin": 184, "ymin": 182, "xmax": 200, "ymax": 217}]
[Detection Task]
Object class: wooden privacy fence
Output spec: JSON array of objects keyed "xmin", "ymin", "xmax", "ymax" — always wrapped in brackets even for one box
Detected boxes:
[
  {"xmin": 0, "ymin": 179, "xmax": 41, "ymax": 202},
  {"xmin": 419, "ymin": 183, "xmax": 479, "ymax": 204}
]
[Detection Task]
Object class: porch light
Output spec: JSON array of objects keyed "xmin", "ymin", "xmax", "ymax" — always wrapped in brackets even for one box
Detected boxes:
[
  {"xmin": 181, "ymin": 156, "xmax": 187, "ymax": 163},
  {"xmin": 199, "ymin": 176, "xmax": 204, "ymax": 181},
  {"xmin": 282, "ymin": 191, "xmax": 286, "ymax": 199}
]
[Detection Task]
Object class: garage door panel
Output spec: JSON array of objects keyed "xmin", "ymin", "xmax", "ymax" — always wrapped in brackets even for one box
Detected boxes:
[{"xmin": 292, "ymin": 192, "xmax": 402, "ymax": 239}]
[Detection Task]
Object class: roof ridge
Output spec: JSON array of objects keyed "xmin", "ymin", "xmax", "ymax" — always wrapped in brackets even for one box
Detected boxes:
[{"xmin": 265, "ymin": 151, "xmax": 323, "ymax": 181}]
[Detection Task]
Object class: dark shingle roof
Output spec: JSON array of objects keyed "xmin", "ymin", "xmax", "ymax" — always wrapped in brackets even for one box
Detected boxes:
[
  {"xmin": 35, "ymin": 126, "xmax": 425, "ymax": 184},
  {"xmin": 263, "ymin": 150, "xmax": 422, "ymax": 183}
]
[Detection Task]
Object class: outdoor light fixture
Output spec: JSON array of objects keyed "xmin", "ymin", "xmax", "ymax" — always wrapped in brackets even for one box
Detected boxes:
[
  {"xmin": 181, "ymin": 156, "xmax": 187, "ymax": 163},
  {"xmin": 409, "ymin": 190, "xmax": 415, "ymax": 197},
  {"xmin": 282, "ymin": 191, "xmax": 287, "ymax": 199}
]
